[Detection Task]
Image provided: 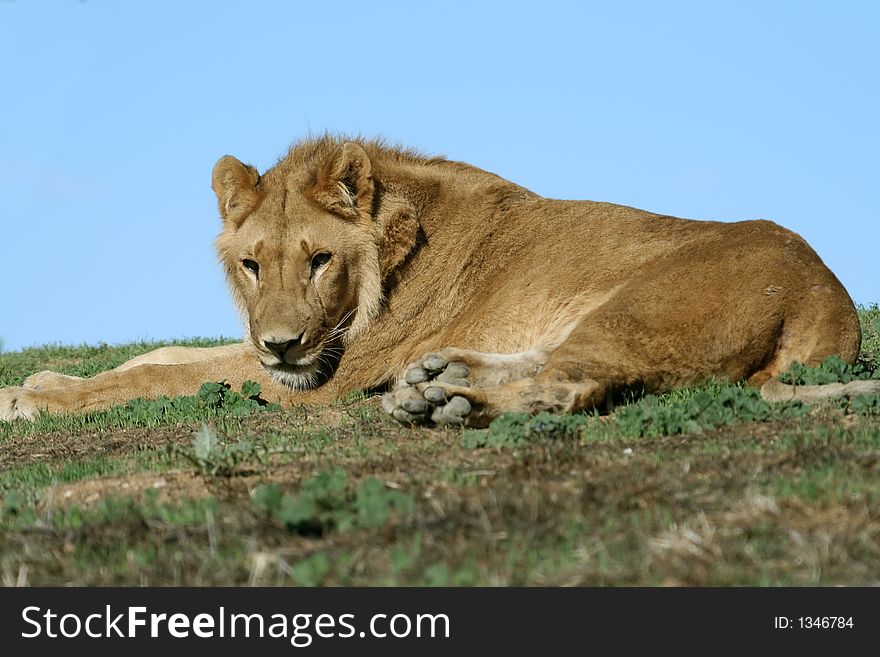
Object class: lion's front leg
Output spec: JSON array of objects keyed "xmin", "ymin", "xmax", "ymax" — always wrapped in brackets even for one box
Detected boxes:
[
  {"xmin": 381, "ymin": 347, "xmax": 545, "ymax": 425},
  {"xmin": 0, "ymin": 343, "xmax": 308, "ymax": 422},
  {"xmin": 395, "ymin": 347, "xmax": 549, "ymax": 389},
  {"xmin": 383, "ymin": 371, "xmax": 603, "ymax": 428},
  {"xmin": 381, "ymin": 347, "xmax": 602, "ymax": 428}
]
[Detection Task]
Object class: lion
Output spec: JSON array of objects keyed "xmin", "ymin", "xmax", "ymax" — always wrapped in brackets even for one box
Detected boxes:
[{"xmin": 1, "ymin": 136, "xmax": 874, "ymax": 427}]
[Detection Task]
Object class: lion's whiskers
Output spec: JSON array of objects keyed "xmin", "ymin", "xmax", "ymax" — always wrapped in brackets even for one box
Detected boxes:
[{"xmin": 326, "ymin": 308, "xmax": 356, "ymax": 342}]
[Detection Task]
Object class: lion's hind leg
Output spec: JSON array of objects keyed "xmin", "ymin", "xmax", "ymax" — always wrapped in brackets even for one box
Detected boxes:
[
  {"xmin": 22, "ymin": 371, "xmax": 84, "ymax": 390},
  {"xmin": 1, "ymin": 343, "xmax": 273, "ymax": 422},
  {"xmin": 21, "ymin": 344, "xmax": 249, "ymax": 390}
]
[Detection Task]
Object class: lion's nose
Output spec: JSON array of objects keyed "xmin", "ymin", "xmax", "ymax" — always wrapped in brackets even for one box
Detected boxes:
[{"xmin": 263, "ymin": 333, "xmax": 304, "ymax": 360}]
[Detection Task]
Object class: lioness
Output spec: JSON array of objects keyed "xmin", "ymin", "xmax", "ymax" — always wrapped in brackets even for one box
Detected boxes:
[{"xmin": 0, "ymin": 136, "xmax": 868, "ymax": 426}]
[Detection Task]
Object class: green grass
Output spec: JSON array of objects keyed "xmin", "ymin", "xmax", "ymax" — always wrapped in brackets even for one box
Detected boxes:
[
  {"xmin": 0, "ymin": 309, "xmax": 879, "ymax": 586},
  {"xmin": 253, "ymin": 469, "xmax": 415, "ymax": 536},
  {"xmin": 0, "ymin": 378, "xmax": 279, "ymax": 442},
  {"xmin": 1, "ymin": 457, "xmax": 135, "ymax": 492},
  {"xmin": 857, "ymin": 304, "xmax": 880, "ymax": 371}
]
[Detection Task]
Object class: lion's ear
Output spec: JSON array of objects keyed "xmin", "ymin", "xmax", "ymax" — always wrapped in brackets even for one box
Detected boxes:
[
  {"xmin": 379, "ymin": 206, "xmax": 421, "ymax": 281},
  {"xmin": 311, "ymin": 142, "xmax": 375, "ymax": 221},
  {"xmin": 212, "ymin": 155, "xmax": 261, "ymax": 227}
]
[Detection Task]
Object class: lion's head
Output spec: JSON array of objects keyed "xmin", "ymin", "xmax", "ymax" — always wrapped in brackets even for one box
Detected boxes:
[{"xmin": 211, "ymin": 139, "xmax": 419, "ymax": 389}]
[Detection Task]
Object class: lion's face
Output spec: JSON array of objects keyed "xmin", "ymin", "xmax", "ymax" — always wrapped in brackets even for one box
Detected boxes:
[
  {"xmin": 212, "ymin": 144, "xmax": 383, "ymax": 389},
  {"xmin": 222, "ymin": 205, "xmax": 376, "ymax": 387}
]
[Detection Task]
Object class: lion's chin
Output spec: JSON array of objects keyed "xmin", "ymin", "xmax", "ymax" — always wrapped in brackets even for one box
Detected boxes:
[
  {"xmin": 264, "ymin": 363, "xmax": 324, "ymax": 390},
  {"xmin": 254, "ymin": 339, "xmax": 343, "ymax": 390}
]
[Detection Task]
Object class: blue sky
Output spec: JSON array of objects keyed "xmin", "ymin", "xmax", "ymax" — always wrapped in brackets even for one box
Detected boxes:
[{"xmin": 1, "ymin": 1, "xmax": 877, "ymax": 352}]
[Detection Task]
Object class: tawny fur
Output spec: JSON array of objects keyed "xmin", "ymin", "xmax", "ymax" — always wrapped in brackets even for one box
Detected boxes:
[{"xmin": 0, "ymin": 136, "xmax": 862, "ymax": 426}]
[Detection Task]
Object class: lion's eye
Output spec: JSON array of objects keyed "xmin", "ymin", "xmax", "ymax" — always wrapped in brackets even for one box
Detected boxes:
[
  {"xmin": 242, "ymin": 259, "xmax": 260, "ymax": 276},
  {"xmin": 311, "ymin": 252, "xmax": 332, "ymax": 272}
]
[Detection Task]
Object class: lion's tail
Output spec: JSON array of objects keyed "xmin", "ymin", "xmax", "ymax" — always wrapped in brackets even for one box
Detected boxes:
[{"xmin": 760, "ymin": 377, "xmax": 880, "ymax": 404}]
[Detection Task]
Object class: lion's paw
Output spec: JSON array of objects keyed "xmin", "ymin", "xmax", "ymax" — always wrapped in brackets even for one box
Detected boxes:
[
  {"xmin": 382, "ymin": 354, "xmax": 474, "ymax": 426},
  {"xmin": 0, "ymin": 387, "xmax": 40, "ymax": 422},
  {"xmin": 381, "ymin": 385, "xmax": 473, "ymax": 426},
  {"xmin": 402, "ymin": 352, "xmax": 471, "ymax": 387}
]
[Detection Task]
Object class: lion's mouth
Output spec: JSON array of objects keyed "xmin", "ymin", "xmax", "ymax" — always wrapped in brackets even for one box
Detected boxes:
[
  {"xmin": 257, "ymin": 342, "xmax": 342, "ymax": 390},
  {"xmin": 262, "ymin": 350, "xmax": 320, "ymax": 369}
]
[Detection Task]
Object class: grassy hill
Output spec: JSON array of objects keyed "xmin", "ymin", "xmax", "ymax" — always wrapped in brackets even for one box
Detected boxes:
[{"xmin": 0, "ymin": 306, "xmax": 878, "ymax": 586}]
